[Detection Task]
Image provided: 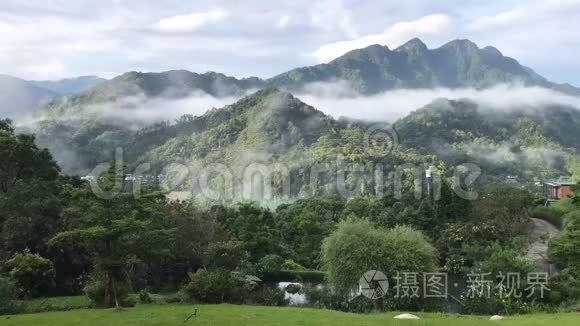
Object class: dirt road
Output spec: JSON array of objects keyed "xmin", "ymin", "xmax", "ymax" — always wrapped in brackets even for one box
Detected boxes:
[{"xmin": 527, "ymin": 217, "xmax": 560, "ymax": 273}]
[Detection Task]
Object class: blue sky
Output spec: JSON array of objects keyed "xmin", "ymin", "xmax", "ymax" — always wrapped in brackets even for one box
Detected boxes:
[{"xmin": 1, "ymin": 0, "xmax": 579, "ymax": 86}]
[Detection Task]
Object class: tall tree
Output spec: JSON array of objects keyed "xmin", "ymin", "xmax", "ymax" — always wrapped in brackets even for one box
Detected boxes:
[{"xmin": 49, "ymin": 166, "xmax": 175, "ymax": 307}]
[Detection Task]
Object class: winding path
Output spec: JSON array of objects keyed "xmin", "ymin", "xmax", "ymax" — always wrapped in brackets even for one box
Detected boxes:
[{"xmin": 527, "ymin": 218, "xmax": 560, "ymax": 273}]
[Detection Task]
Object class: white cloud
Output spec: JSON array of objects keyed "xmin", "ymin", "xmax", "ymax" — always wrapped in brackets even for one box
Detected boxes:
[
  {"xmin": 276, "ymin": 15, "xmax": 291, "ymax": 29},
  {"xmin": 0, "ymin": 1, "xmax": 578, "ymax": 86},
  {"xmin": 469, "ymin": 0, "xmax": 580, "ymax": 31},
  {"xmin": 154, "ymin": 8, "xmax": 228, "ymax": 33},
  {"xmin": 311, "ymin": 14, "xmax": 451, "ymax": 63},
  {"xmin": 310, "ymin": 0, "xmax": 358, "ymax": 38},
  {"xmin": 297, "ymin": 82, "xmax": 580, "ymax": 122}
]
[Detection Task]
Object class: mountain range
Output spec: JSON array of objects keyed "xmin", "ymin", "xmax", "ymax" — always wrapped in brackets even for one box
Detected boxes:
[
  {"xmin": 269, "ymin": 38, "xmax": 580, "ymax": 95},
  {"xmin": 5, "ymin": 38, "xmax": 580, "ymax": 196},
  {"xmin": 36, "ymin": 38, "xmax": 580, "ymax": 119},
  {"xmin": 0, "ymin": 75, "xmax": 105, "ymax": 118}
]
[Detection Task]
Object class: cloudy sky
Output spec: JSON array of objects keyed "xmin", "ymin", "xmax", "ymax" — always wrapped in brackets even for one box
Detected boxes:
[{"xmin": 1, "ymin": 0, "xmax": 579, "ymax": 86}]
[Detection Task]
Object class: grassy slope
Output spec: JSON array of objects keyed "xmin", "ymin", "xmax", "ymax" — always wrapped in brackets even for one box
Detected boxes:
[{"xmin": 1, "ymin": 304, "xmax": 578, "ymax": 326}]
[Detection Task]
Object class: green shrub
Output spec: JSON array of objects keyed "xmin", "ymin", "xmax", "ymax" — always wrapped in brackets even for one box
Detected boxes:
[
  {"xmin": 545, "ymin": 266, "xmax": 580, "ymax": 305},
  {"xmin": 183, "ymin": 268, "xmax": 248, "ymax": 304},
  {"xmin": 321, "ymin": 219, "xmax": 437, "ymax": 296},
  {"xmin": 562, "ymin": 210, "xmax": 580, "ymax": 229},
  {"xmin": 531, "ymin": 206, "xmax": 563, "ymax": 229},
  {"xmin": 183, "ymin": 269, "xmax": 289, "ymax": 306},
  {"xmin": 0, "ymin": 277, "xmax": 15, "ymax": 315},
  {"xmin": 477, "ymin": 248, "xmax": 533, "ymax": 278},
  {"xmin": 282, "ymin": 259, "xmax": 307, "ymax": 271},
  {"xmin": 444, "ymin": 254, "xmax": 466, "ymax": 273},
  {"xmin": 462, "ymin": 285, "xmax": 547, "ymax": 315},
  {"xmin": 257, "ymin": 255, "xmax": 284, "ymax": 274},
  {"xmin": 4, "ymin": 250, "xmax": 55, "ymax": 298},
  {"xmin": 549, "ymin": 227, "xmax": 580, "ymax": 269},
  {"xmin": 138, "ymin": 290, "xmax": 153, "ymax": 304},
  {"xmin": 248, "ymin": 287, "xmax": 288, "ymax": 306}
]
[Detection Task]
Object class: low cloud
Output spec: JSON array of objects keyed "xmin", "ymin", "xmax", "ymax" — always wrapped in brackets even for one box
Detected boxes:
[
  {"xmin": 20, "ymin": 91, "xmax": 242, "ymax": 130},
  {"xmin": 297, "ymin": 82, "xmax": 580, "ymax": 122}
]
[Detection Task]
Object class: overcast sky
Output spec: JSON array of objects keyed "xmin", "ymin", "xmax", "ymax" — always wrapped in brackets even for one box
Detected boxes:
[{"xmin": 1, "ymin": 0, "xmax": 579, "ymax": 86}]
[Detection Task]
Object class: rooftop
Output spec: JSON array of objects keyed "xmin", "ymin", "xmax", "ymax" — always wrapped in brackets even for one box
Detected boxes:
[{"xmin": 545, "ymin": 181, "xmax": 577, "ymax": 186}]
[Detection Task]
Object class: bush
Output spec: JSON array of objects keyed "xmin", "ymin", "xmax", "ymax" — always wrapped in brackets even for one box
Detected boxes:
[
  {"xmin": 549, "ymin": 227, "xmax": 580, "ymax": 269},
  {"xmin": 444, "ymin": 254, "xmax": 466, "ymax": 273},
  {"xmin": 545, "ymin": 266, "xmax": 580, "ymax": 305},
  {"xmin": 0, "ymin": 277, "xmax": 15, "ymax": 315},
  {"xmin": 531, "ymin": 206, "xmax": 563, "ymax": 229},
  {"xmin": 257, "ymin": 254, "xmax": 284, "ymax": 274},
  {"xmin": 183, "ymin": 268, "xmax": 289, "ymax": 306},
  {"xmin": 138, "ymin": 290, "xmax": 153, "ymax": 304},
  {"xmin": 321, "ymin": 219, "xmax": 437, "ymax": 295},
  {"xmin": 462, "ymin": 247, "xmax": 547, "ymax": 315},
  {"xmin": 477, "ymin": 247, "xmax": 533, "ymax": 278},
  {"xmin": 183, "ymin": 268, "xmax": 249, "ymax": 304},
  {"xmin": 248, "ymin": 287, "xmax": 288, "ymax": 306},
  {"xmin": 462, "ymin": 285, "xmax": 547, "ymax": 315},
  {"xmin": 562, "ymin": 210, "xmax": 580, "ymax": 229},
  {"xmin": 282, "ymin": 259, "xmax": 307, "ymax": 271},
  {"xmin": 4, "ymin": 250, "xmax": 55, "ymax": 298}
]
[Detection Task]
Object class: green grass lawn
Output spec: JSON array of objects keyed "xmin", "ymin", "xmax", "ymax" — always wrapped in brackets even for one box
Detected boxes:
[{"xmin": 1, "ymin": 304, "xmax": 578, "ymax": 326}]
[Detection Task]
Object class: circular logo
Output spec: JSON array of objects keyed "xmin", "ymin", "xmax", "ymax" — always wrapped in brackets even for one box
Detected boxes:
[
  {"xmin": 364, "ymin": 124, "xmax": 398, "ymax": 157},
  {"xmin": 359, "ymin": 270, "xmax": 389, "ymax": 299}
]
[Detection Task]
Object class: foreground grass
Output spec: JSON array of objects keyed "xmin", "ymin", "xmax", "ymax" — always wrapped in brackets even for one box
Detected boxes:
[{"xmin": 1, "ymin": 304, "xmax": 578, "ymax": 326}]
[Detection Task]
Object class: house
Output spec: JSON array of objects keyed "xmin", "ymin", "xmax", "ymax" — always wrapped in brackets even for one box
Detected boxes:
[{"xmin": 543, "ymin": 181, "xmax": 577, "ymax": 203}]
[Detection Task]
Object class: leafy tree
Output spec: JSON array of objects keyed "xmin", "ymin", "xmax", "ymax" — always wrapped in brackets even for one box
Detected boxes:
[
  {"xmin": 204, "ymin": 240, "xmax": 249, "ymax": 271},
  {"xmin": 274, "ymin": 196, "xmax": 345, "ymax": 268},
  {"xmin": 216, "ymin": 203, "xmax": 281, "ymax": 263},
  {"xmin": 0, "ymin": 276, "xmax": 15, "ymax": 315},
  {"xmin": 4, "ymin": 250, "xmax": 56, "ymax": 298},
  {"xmin": 0, "ymin": 119, "xmax": 62, "ymax": 259},
  {"xmin": 48, "ymin": 167, "xmax": 175, "ymax": 307},
  {"xmin": 0, "ymin": 119, "xmax": 59, "ymax": 194},
  {"xmin": 257, "ymin": 254, "xmax": 284, "ymax": 274}
]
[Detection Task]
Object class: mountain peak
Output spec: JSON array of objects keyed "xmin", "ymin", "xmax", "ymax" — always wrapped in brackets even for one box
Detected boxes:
[
  {"xmin": 396, "ymin": 38, "xmax": 428, "ymax": 52},
  {"xmin": 441, "ymin": 39, "xmax": 480, "ymax": 51},
  {"xmin": 480, "ymin": 45, "xmax": 504, "ymax": 58}
]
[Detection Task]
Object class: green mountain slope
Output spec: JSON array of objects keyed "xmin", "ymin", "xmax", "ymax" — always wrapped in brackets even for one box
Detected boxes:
[
  {"xmin": 394, "ymin": 98, "xmax": 578, "ymax": 182},
  {"xmin": 40, "ymin": 70, "xmax": 265, "ymax": 118},
  {"xmin": 136, "ymin": 88, "xmax": 339, "ymax": 168},
  {"xmin": 31, "ymin": 87, "xmax": 578, "ymax": 198}
]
